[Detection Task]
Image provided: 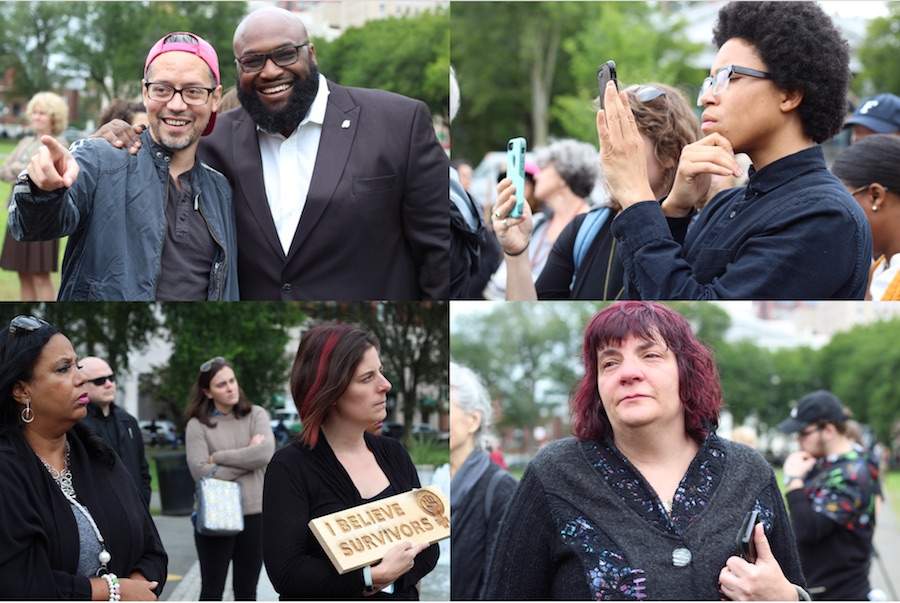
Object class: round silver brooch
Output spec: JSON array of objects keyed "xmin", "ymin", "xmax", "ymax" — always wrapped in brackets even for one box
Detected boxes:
[{"xmin": 672, "ymin": 547, "xmax": 692, "ymax": 567}]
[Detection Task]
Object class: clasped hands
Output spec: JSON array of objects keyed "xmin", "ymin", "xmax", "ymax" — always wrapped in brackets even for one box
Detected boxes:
[{"xmin": 596, "ymin": 80, "xmax": 743, "ymax": 216}]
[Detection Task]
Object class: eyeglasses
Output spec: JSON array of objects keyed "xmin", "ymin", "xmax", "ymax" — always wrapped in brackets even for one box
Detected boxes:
[
  {"xmin": 144, "ymin": 82, "xmax": 216, "ymax": 106},
  {"xmin": 4, "ymin": 315, "xmax": 50, "ymax": 358},
  {"xmin": 697, "ymin": 64, "xmax": 771, "ymax": 106},
  {"xmin": 88, "ymin": 374, "xmax": 116, "ymax": 386},
  {"xmin": 200, "ymin": 356, "xmax": 225, "ymax": 373},
  {"xmin": 626, "ymin": 85, "xmax": 667, "ymax": 103},
  {"xmin": 849, "ymin": 184, "xmax": 889, "ymax": 197},
  {"xmin": 236, "ymin": 43, "xmax": 309, "ymax": 73},
  {"xmin": 798, "ymin": 424, "xmax": 823, "ymax": 438}
]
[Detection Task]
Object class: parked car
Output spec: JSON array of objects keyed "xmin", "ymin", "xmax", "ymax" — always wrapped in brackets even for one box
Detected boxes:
[
  {"xmin": 382, "ymin": 422, "xmax": 405, "ymax": 440},
  {"xmin": 411, "ymin": 423, "xmax": 449, "ymax": 441},
  {"xmin": 138, "ymin": 419, "xmax": 180, "ymax": 447}
]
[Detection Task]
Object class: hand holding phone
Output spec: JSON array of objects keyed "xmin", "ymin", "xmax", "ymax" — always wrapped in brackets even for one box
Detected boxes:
[
  {"xmin": 597, "ymin": 60, "xmax": 618, "ymax": 110},
  {"xmin": 506, "ymin": 137, "xmax": 527, "ymax": 218},
  {"xmin": 736, "ymin": 509, "xmax": 761, "ymax": 563}
]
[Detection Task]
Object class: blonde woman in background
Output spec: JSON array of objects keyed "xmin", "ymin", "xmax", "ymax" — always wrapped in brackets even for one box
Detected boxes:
[{"xmin": 0, "ymin": 92, "xmax": 68, "ymax": 301}]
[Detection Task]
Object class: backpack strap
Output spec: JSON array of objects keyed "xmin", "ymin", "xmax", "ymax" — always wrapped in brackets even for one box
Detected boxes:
[{"xmin": 571, "ymin": 206, "xmax": 612, "ymax": 290}]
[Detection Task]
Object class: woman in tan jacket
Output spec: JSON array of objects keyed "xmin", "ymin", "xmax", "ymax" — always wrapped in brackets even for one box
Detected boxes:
[{"xmin": 185, "ymin": 357, "xmax": 275, "ymax": 600}]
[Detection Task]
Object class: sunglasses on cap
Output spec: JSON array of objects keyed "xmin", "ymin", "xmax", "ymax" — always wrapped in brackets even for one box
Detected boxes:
[
  {"xmin": 88, "ymin": 373, "xmax": 116, "ymax": 387},
  {"xmin": 200, "ymin": 356, "xmax": 225, "ymax": 373}
]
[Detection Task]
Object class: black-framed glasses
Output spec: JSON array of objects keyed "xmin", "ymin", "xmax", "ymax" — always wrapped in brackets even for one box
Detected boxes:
[
  {"xmin": 236, "ymin": 43, "xmax": 309, "ymax": 73},
  {"xmin": 626, "ymin": 85, "xmax": 667, "ymax": 103},
  {"xmin": 144, "ymin": 82, "xmax": 216, "ymax": 106},
  {"xmin": 697, "ymin": 64, "xmax": 771, "ymax": 106},
  {"xmin": 88, "ymin": 374, "xmax": 116, "ymax": 386},
  {"xmin": 200, "ymin": 356, "xmax": 225, "ymax": 373},
  {"xmin": 4, "ymin": 315, "xmax": 50, "ymax": 357}
]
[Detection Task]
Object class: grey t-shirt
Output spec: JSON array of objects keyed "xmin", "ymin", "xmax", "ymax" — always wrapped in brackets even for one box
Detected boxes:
[{"xmin": 156, "ymin": 166, "xmax": 217, "ymax": 300}]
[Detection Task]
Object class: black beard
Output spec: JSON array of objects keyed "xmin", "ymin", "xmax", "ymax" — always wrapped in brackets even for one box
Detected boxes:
[{"xmin": 237, "ymin": 61, "xmax": 320, "ymax": 135}]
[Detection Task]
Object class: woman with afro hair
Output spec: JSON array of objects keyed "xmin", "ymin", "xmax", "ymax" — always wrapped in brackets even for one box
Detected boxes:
[{"xmin": 596, "ymin": 1, "xmax": 871, "ymax": 301}]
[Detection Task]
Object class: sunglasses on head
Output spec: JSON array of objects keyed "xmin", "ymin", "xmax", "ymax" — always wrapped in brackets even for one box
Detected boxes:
[
  {"xmin": 88, "ymin": 373, "xmax": 116, "ymax": 386},
  {"xmin": 3, "ymin": 315, "xmax": 51, "ymax": 358},
  {"xmin": 200, "ymin": 356, "xmax": 225, "ymax": 373},
  {"xmin": 625, "ymin": 85, "xmax": 667, "ymax": 103}
]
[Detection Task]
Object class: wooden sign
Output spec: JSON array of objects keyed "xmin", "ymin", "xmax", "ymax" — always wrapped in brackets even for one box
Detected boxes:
[{"xmin": 308, "ymin": 485, "xmax": 450, "ymax": 574}]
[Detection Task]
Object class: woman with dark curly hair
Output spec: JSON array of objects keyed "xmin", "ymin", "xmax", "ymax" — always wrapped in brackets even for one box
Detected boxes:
[
  {"xmin": 481, "ymin": 302, "xmax": 807, "ymax": 601},
  {"xmin": 596, "ymin": 1, "xmax": 871, "ymax": 300}
]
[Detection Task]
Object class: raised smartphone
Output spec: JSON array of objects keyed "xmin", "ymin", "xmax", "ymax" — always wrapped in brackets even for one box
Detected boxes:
[
  {"xmin": 597, "ymin": 60, "xmax": 618, "ymax": 110},
  {"xmin": 736, "ymin": 509, "xmax": 761, "ymax": 563},
  {"xmin": 506, "ymin": 137, "xmax": 527, "ymax": 218}
]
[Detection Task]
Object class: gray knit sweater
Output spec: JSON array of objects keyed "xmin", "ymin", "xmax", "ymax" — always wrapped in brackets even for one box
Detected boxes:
[
  {"xmin": 482, "ymin": 435, "xmax": 805, "ymax": 600},
  {"xmin": 185, "ymin": 405, "xmax": 275, "ymax": 515}
]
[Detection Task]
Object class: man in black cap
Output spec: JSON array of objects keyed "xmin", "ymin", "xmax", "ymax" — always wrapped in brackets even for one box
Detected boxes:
[
  {"xmin": 845, "ymin": 93, "xmax": 900, "ymax": 144},
  {"xmin": 778, "ymin": 390, "xmax": 879, "ymax": 600}
]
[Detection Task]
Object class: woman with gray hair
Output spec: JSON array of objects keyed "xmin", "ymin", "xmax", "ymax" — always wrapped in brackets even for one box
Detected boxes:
[
  {"xmin": 484, "ymin": 138, "xmax": 598, "ymax": 299},
  {"xmin": 449, "ymin": 362, "xmax": 517, "ymax": 600}
]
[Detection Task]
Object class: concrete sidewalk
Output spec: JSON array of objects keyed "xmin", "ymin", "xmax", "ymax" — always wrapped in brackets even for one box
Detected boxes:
[{"xmin": 869, "ymin": 493, "xmax": 900, "ymax": 600}]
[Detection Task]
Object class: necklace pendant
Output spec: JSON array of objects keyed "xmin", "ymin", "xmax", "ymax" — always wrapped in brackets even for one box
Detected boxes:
[{"xmin": 99, "ymin": 549, "xmax": 111, "ymax": 564}]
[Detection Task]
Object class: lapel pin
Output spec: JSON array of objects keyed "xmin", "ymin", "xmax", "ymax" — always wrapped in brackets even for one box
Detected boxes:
[{"xmin": 341, "ymin": 119, "xmax": 351, "ymax": 129}]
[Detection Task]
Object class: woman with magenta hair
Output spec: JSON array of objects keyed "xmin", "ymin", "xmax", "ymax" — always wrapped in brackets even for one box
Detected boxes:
[
  {"xmin": 481, "ymin": 301, "xmax": 807, "ymax": 601},
  {"xmin": 262, "ymin": 322, "xmax": 439, "ymax": 599}
]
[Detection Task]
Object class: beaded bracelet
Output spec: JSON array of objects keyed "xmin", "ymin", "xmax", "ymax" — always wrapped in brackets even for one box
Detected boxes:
[{"xmin": 103, "ymin": 573, "xmax": 121, "ymax": 602}]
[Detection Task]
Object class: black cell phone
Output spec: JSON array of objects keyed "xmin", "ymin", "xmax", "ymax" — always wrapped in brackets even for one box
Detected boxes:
[
  {"xmin": 736, "ymin": 509, "xmax": 761, "ymax": 563},
  {"xmin": 597, "ymin": 60, "xmax": 618, "ymax": 110}
]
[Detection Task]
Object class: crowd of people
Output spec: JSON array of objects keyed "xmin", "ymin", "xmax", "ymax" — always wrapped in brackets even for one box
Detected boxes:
[
  {"xmin": 0, "ymin": 315, "xmax": 441, "ymax": 601},
  {"xmin": 451, "ymin": 1, "xmax": 900, "ymax": 302}
]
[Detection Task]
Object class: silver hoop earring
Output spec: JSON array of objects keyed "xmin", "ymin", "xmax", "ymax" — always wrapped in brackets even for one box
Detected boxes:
[{"xmin": 21, "ymin": 398, "xmax": 35, "ymax": 424}]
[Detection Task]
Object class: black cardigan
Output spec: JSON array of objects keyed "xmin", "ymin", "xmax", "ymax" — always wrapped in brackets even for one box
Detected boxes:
[
  {"xmin": 0, "ymin": 426, "xmax": 167, "ymax": 600},
  {"xmin": 263, "ymin": 431, "xmax": 440, "ymax": 600}
]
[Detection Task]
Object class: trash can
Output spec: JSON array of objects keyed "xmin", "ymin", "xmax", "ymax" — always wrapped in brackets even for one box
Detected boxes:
[{"xmin": 153, "ymin": 452, "xmax": 195, "ymax": 516}]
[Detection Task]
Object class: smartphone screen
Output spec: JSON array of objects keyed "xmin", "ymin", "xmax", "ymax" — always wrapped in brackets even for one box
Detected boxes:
[
  {"xmin": 597, "ymin": 60, "xmax": 618, "ymax": 110},
  {"xmin": 506, "ymin": 137, "xmax": 527, "ymax": 218}
]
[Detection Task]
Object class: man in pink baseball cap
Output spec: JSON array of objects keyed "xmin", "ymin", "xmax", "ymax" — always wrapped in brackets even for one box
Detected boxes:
[{"xmin": 9, "ymin": 31, "xmax": 239, "ymax": 300}]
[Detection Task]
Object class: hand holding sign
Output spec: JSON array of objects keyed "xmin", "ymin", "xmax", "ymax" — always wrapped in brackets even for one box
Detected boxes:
[{"xmin": 308, "ymin": 485, "xmax": 450, "ymax": 575}]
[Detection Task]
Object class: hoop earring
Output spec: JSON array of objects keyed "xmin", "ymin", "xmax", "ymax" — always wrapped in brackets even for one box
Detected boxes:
[{"xmin": 21, "ymin": 398, "xmax": 35, "ymax": 424}]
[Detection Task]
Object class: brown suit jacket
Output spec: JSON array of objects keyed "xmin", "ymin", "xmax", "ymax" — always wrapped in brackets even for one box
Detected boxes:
[{"xmin": 199, "ymin": 80, "xmax": 449, "ymax": 300}]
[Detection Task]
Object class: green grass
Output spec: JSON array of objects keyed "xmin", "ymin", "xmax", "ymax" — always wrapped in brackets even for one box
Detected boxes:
[{"xmin": 0, "ymin": 139, "xmax": 65, "ymax": 300}]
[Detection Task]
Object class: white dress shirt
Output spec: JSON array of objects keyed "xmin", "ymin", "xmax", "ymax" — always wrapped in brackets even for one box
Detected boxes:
[{"xmin": 257, "ymin": 73, "xmax": 330, "ymax": 255}]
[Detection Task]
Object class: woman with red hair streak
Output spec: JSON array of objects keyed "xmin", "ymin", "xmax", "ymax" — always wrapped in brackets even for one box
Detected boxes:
[
  {"xmin": 482, "ymin": 301, "xmax": 808, "ymax": 601},
  {"xmin": 262, "ymin": 322, "xmax": 439, "ymax": 600}
]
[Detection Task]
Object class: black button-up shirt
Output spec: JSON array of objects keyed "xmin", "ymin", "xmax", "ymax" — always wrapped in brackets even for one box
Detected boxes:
[{"xmin": 612, "ymin": 146, "xmax": 871, "ymax": 299}]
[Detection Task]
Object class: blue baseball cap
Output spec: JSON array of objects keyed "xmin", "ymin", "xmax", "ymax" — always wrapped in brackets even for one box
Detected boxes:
[{"xmin": 845, "ymin": 93, "xmax": 900, "ymax": 134}]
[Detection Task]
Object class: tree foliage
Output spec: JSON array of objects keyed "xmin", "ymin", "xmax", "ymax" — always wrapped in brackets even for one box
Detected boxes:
[
  {"xmin": 450, "ymin": 1, "xmax": 705, "ymax": 163},
  {"xmin": 857, "ymin": 2, "xmax": 900, "ymax": 96},
  {"xmin": 293, "ymin": 302, "xmax": 449, "ymax": 443},
  {"xmin": 0, "ymin": 302, "xmax": 159, "ymax": 375},
  {"xmin": 0, "ymin": 2, "xmax": 72, "ymax": 97},
  {"xmin": 0, "ymin": 1, "xmax": 247, "ymax": 125},
  {"xmin": 313, "ymin": 7, "xmax": 448, "ymax": 118},
  {"xmin": 140, "ymin": 302, "xmax": 304, "ymax": 426},
  {"xmin": 452, "ymin": 303, "xmax": 900, "ymax": 449}
]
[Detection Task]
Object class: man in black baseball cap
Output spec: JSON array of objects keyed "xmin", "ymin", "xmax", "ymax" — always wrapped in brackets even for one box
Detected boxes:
[{"xmin": 778, "ymin": 390, "xmax": 879, "ymax": 600}]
